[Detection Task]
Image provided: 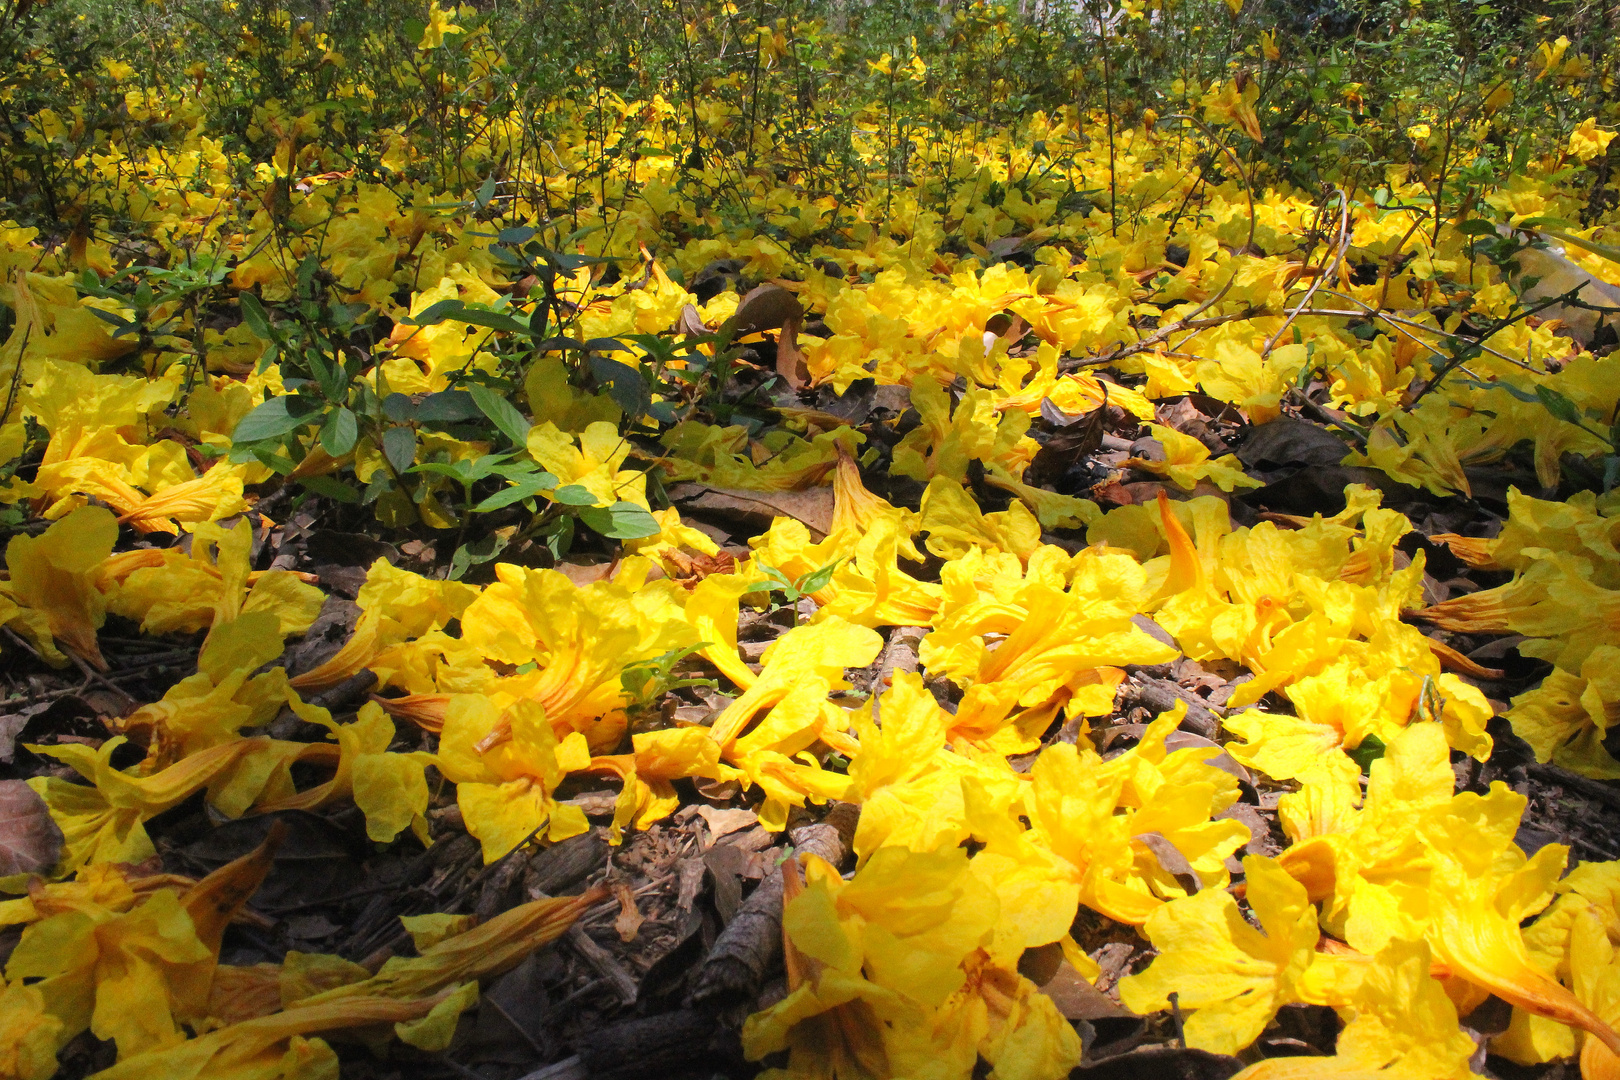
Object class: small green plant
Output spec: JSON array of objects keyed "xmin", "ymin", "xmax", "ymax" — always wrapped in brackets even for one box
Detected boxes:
[
  {"xmin": 621, "ymin": 642, "xmax": 718, "ymax": 714},
  {"xmin": 755, "ymin": 559, "xmax": 843, "ymax": 628}
]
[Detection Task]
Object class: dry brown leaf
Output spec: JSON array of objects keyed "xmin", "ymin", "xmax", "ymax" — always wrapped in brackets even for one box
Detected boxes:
[
  {"xmin": 695, "ymin": 805, "xmax": 758, "ymax": 847},
  {"xmin": 0, "ymin": 779, "xmax": 64, "ymax": 877},
  {"xmin": 671, "ymin": 303, "xmax": 708, "ymax": 336},
  {"xmin": 1039, "ymin": 961, "xmax": 1137, "ymax": 1021},
  {"xmin": 727, "ymin": 283, "xmax": 802, "ymax": 338},
  {"xmin": 666, "ymin": 483, "xmax": 835, "ymax": 538},
  {"xmin": 613, "ymin": 882, "xmax": 644, "ymax": 942},
  {"xmin": 775, "ymin": 313, "xmax": 809, "ymax": 390},
  {"xmin": 1131, "ymin": 831, "xmax": 1204, "ymax": 894}
]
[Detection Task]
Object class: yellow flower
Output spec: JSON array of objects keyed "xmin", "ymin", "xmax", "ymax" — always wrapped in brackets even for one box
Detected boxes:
[
  {"xmin": 2, "ymin": 505, "xmax": 118, "ymax": 669},
  {"xmin": 1570, "ymin": 117, "xmax": 1618, "ymax": 163},
  {"xmin": 707, "ymin": 617, "xmax": 881, "ymax": 829},
  {"xmin": 6, "ymin": 889, "xmax": 213, "ymax": 1059},
  {"xmin": 1232, "ymin": 939, "xmax": 1477, "ymax": 1079},
  {"xmin": 1505, "ymin": 644, "xmax": 1620, "ymax": 778},
  {"xmin": 1204, "ymin": 78, "xmax": 1263, "ymax": 140},
  {"xmin": 1119, "ymin": 856, "xmax": 1320, "ymax": 1055},
  {"xmin": 527, "ymin": 420, "xmax": 649, "ymax": 509},
  {"xmin": 590, "ymin": 727, "xmax": 729, "ymax": 840},
  {"xmin": 968, "ymin": 705, "xmax": 1248, "ymax": 947},
  {"xmin": 433, "ymin": 696, "xmax": 591, "ymax": 862},
  {"xmin": 0, "ymin": 981, "xmax": 64, "ymax": 1080},
  {"xmin": 26, "ymin": 736, "xmax": 273, "ymax": 873},
  {"xmin": 1125, "ymin": 424, "xmax": 1263, "ymax": 492},
  {"xmin": 1423, "ymin": 551, "xmax": 1620, "ymax": 671},
  {"xmin": 1422, "ymin": 783, "xmax": 1620, "ymax": 1056},
  {"xmin": 742, "ymin": 848, "xmax": 1054, "ymax": 1078},
  {"xmin": 921, "ymin": 539, "xmax": 1173, "ymax": 749},
  {"xmin": 1534, "ymin": 35, "xmax": 1572, "ymax": 80},
  {"xmin": 288, "ymin": 558, "xmax": 477, "ymax": 693},
  {"xmin": 844, "ymin": 672, "xmax": 1017, "ymax": 862},
  {"xmin": 416, "ymin": 1, "xmax": 464, "ymax": 49}
]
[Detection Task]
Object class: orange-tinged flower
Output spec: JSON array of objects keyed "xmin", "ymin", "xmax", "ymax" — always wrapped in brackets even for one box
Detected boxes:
[
  {"xmin": 288, "ymin": 559, "xmax": 476, "ymax": 693},
  {"xmin": 387, "ymin": 562, "xmax": 693, "ymax": 756},
  {"xmin": 0, "ymin": 979, "xmax": 64, "ymax": 1080},
  {"xmin": 1421, "ymin": 783, "xmax": 1620, "ymax": 1057},
  {"xmin": 5, "ymin": 887, "xmax": 214, "ymax": 1059},
  {"xmin": 1422, "ymin": 551, "xmax": 1620, "ymax": 671},
  {"xmin": 109, "ymin": 465, "xmax": 249, "ymax": 536},
  {"xmin": 26, "ymin": 737, "xmax": 265, "ymax": 873}
]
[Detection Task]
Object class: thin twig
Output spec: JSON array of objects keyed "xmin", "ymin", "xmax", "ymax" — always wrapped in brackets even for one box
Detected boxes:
[{"xmin": 1261, "ymin": 189, "xmax": 1349, "ymax": 359}]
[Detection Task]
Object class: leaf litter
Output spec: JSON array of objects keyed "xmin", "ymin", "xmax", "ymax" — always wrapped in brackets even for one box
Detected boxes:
[{"xmin": 4, "ymin": 7, "xmax": 1620, "ymax": 1080}]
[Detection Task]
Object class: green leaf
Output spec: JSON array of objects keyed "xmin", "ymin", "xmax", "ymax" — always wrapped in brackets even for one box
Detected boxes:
[
  {"xmin": 319, "ymin": 406, "xmax": 358, "ymax": 456},
  {"xmin": 298, "ymin": 475, "xmax": 361, "ymax": 503},
  {"xmin": 233, "ymin": 395, "xmax": 323, "ymax": 444},
  {"xmin": 383, "ymin": 425, "xmax": 418, "ymax": 475},
  {"xmin": 1347, "ymin": 735, "xmax": 1386, "ymax": 772},
  {"xmin": 1535, "ymin": 385, "xmax": 1584, "ymax": 426},
  {"xmin": 410, "ymin": 460, "xmax": 476, "ymax": 482},
  {"xmin": 590, "ymin": 356, "xmax": 650, "ymax": 417},
  {"xmin": 452, "ymin": 308, "xmax": 532, "ymax": 335},
  {"xmin": 383, "ymin": 393, "xmax": 418, "ymax": 422},
  {"xmin": 552, "ymin": 484, "xmax": 600, "ymax": 506},
  {"xmin": 449, "ymin": 532, "xmax": 509, "ymax": 580},
  {"xmin": 473, "ymin": 472, "xmax": 557, "ymax": 512},
  {"xmin": 578, "ymin": 501, "xmax": 660, "ymax": 540},
  {"xmin": 400, "ymin": 298, "xmax": 467, "ymax": 327},
  {"xmin": 87, "ymin": 307, "xmax": 137, "ymax": 335},
  {"xmin": 469, "ymin": 384, "xmax": 531, "ymax": 446},
  {"xmin": 796, "ymin": 559, "xmax": 842, "ymax": 595},
  {"xmin": 415, "ymin": 390, "xmax": 482, "ymax": 422},
  {"xmin": 239, "ymin": 292, "xmax": 274, "ymax": 340}
]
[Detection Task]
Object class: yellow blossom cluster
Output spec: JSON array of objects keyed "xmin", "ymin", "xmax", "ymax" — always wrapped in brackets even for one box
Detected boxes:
[{"xmin": 5, "ymin": 3, "xmax": 1620, "ymax": 1078}]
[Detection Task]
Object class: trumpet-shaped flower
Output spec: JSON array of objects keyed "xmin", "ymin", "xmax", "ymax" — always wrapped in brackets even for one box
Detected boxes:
[
  {"xmin": 1230, "ymin": 939, "xmax": 1477, "ymax": 1079},
  {"xmin": 1125, "ymin": 424, "xmax": 1262, "ymax": 492},
  {"xmin": 921, "ymin": 546, "xmax": 1175, "ymax": 750},
  {"xmin": 26, "ymin": 737, "xmax": 265, "ymax": 873},
  {"xmin": 1118, "ymin": 856, "xmax": 1320, "ymax": 1055},
  {"xmin": 1505, "ymin": 644, "xmax": 1620, "ymax": 779},
  {"xmin": 103, "ymin": 518, "xmax": 323, "ymax": 639},
  {"xmin": 1420, "ymin": 783, "xmax": 1620, "ymax": 1056},
  {"xmin": 968, "ymin": 706, "xmax": 1248, "ymax": 952},
  {"xmin": 0, "ymin": 834, "xmax": 281, "ymax": 1068},
  {"xmin": 3, "ymin": 505, "xmax": 118, "ymax": 669},
  {"xmin": 589, "ymin": 727, "xmax": 730, "ymax": 841},
  {"xmin": 434, "ymin": 696, "xmax": 591, "ymax": 862}
]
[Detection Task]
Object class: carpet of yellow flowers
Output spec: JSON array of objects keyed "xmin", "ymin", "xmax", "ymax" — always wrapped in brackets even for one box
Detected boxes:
[{"xmin": 4, "ymin": 0, "xmax": 1620, "ymax": 1078}]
